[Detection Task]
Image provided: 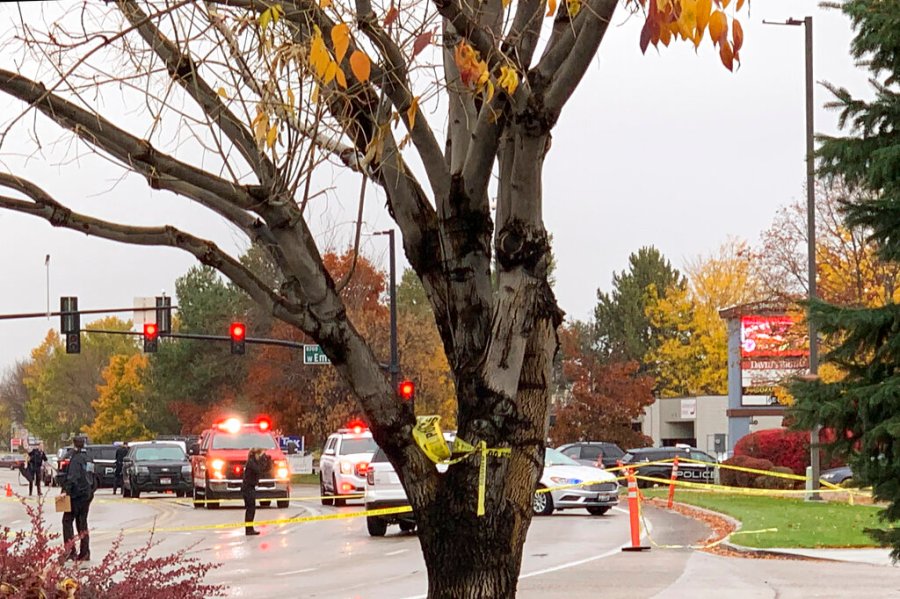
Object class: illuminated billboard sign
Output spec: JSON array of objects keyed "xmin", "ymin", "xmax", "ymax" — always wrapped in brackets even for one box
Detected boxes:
[{"xmin": 740, "ymin": 315, "xmax": 809, "ymax": 405}]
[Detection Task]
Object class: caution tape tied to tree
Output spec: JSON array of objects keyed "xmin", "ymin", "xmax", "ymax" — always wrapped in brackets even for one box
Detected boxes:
[{"xmin": 411, "ymin": 415, "xmax": 510, "ymax": 517}]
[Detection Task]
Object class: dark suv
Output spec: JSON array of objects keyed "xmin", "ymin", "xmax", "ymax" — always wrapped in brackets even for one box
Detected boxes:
[
  {"xmin": 621, "ymin": 446, "xmax": 717, "ymax": 487},
  {"xmin": 556, "ymin": 442, "xmax": 625, "ymax": 469},
  {"xmin": 55, "ymin": 444, "xmax": 119, "ymax": 489},
  {"xmin": 123, "ymin": 442, "xmax": 192, "ymax": 498}
]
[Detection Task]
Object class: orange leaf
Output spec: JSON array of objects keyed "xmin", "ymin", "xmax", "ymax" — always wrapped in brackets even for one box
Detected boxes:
[
  {"xmin": 732, "ymin": 17, "xmax": 744, "ymax": 53},
  {"xmin": 719, "ymin": 39, "xmax": 734, "ymax": 71},
  {"xmin": 708, "ymin": 9, "xmax": 728, "ymax": 46},
  {"xmin": 721, "ymin": 0, "xmax": 730, "ymax": 7},
  {"xmin": 412, "ymin": 30, "xmax": 433, "ymax": 59},
  {"xmin": 696, "ymin": 0, "xmax": 712, "ymax": 34},
  {"xmin": 349, "ymin": 50, "xmax": 371, "ymax": 82},
  {"xmin": 547, "ymin": 0, "xmax": 557, "ymax": 17},
  {"xmin": 335, "ymin": 66, "xmax": 347, "ymax": 89},
  {"xmin": 736, "ymin": 0, "xmax": 745, "ymax": 9},
  {"xmin": 384, "ymin": 5, "xmax": 399, "ymax": 27},
  {"xmin": 331, "ymin": 23, "xmax": 350, "ymax": 64},
  {"xmin": 407, "ymin": 96, "xmax": 419, "ymax": 130}
]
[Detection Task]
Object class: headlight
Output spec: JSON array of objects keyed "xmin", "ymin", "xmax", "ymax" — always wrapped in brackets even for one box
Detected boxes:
[
  {"xmin": 210, "ymin": 459, "xmax": 225, "ymax": 472},
  {"xmin": 549, "ymin": 477, "xmax": 581, "ymax": 485},
  {"xmin": 181, "ymin": 465, "xmax": 192, "ymax": 475},
  {"xmin": 275, "ymin": 460, "xmax": 289, "ymax": 480},
  {"xmin": 137, "ymin": 466, "xmax": 149, "ymax": 474},
  {"xmin": 340, "ymin": 461, "xmax": 353, "ymax": 474}
]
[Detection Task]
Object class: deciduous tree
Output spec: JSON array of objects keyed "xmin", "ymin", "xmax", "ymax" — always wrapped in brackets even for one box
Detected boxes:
[
  {"xmin": 84, "ymin": 354, "xmax": 154, "ymax": 443},
  {"xmin": 0, "ymin": 0, "xmax": 747, "ymax": 593}
]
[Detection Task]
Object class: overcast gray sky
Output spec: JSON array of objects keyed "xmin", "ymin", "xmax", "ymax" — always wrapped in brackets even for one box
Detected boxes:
[{"xmin": 0, "ymin": 1, "xmax": 871, "ymax": 375}]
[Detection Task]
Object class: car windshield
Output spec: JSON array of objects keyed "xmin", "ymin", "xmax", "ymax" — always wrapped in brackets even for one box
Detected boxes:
[
  {"xmin": 340, "ymin": 437, "xmax": 378, "ymax": 455},
  {"xmin": 212, "ymin": 431, "xmax": 277, "ymax": 450},
  {"xmin": 545, "ymin": 447, "xmax": 581, "ymax": 467},
  {"xmin": 134, "ymin": 446, "xmax": 186, "ymax": 461}
]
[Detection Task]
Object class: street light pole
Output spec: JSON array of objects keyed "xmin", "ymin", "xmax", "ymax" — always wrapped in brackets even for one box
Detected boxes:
[
  {"xmin": 767, "ymin": 15, "xmax": 820, "ymax": 499},
  {"xmin": 374, "ymin": 230, "xmax": 399, "ymax": 394}
]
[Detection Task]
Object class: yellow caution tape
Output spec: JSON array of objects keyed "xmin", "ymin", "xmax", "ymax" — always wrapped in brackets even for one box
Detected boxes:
[
  {"xmin": 412, "ymin": 415, "xmax": 451, "ymax": 463},
  {"xmin": 476, "ymin": 441, "xmax": 511, "ymax": 517},
  {"xmin": 635, "ymin": 474, "xmax": 869, "ymax": 498}
]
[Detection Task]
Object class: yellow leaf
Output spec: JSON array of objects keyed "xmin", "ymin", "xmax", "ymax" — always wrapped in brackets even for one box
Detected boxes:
[
  {"xmin": 311, "ymin": 84, "xmax": 320, "ymax": 104},
  {"xmin": 498, "ymin": 66, "xmax": 518, "ymax": 95},
  {"xmin": 349, "ymin": 50, "xmax": 371, "ymax": 83},
  {"xmin": 271, "ymin": 4, "xmax": 282, "ymax": 23},
  {"xmin": 567, "ymin": 0, "xmax": 581, "ymax": 17},
  {"xmin": 286, "ymin": 88, "xmax": 295, "ymax": 108},
  {"xmin": 676, "ymin": 0, "xmax": 698, "ymax": 40},
  {"xmin": 259, "ymin": 7, "xmax": 272, "ymax": 31},
  {"xmin": 320, "ymin": 0, "xmax": 332, "ymax": 8},
  {"xmin": 331, "ymin": 23, "xmax": 350, "ymax": 64},
  {"xmin": 483, "ymin": 79, "xmax": 494, "ymax": 102},
  {"xmin": 546, "ymin": 0, "xmax": 557, "ymax": 17},
  {"xmin": 252, "ymin": 110, "xmax": 269, "ymax": 146},
  {"xmin": 502, "ymin": 0, "xmax": 511, "ymax": 6},
  {"xmin": 217, "ymin": 87, "xmax": 228, "ymax": 99},
  {"xmin": 310, "ymin": 28, "xmax": 330, "ymax": 79},
  {"xmin": 407, "ymin": 96, "xmax": 419, "ymax": 130},
  {"xmin": 708, "ymin": 10, "xmax": 728, "ymax": 46},
  {"xmin": 335, "ymin": 66, "xmax": 347, "ymax": 89},
  {"xmin": 266, "ymin": 123, "xmax": 278, "ymax": 149},
  {"xmin": 696, "ymin": 0, "xmax": 712, "ymax": 34},
  {"xmin": 324, "ymin": 61, "xmax": 338, "ymax": 85}
]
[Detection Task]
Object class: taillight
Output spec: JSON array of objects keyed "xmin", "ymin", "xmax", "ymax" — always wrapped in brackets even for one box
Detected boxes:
[
  {"xmin": 355, "ymin": 462, "xmax": 369, "ymax": 478},
  {"xmin": 366, "ymin": 465, "xmax": 375, "ymax": 486},
  {"xmin": 60, "ymin": 459, "xmax": 70, "ymax": 469}
]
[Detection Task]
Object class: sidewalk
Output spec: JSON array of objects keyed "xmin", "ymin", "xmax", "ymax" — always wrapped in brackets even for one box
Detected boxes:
[{"xmin": 745, "ymin": 546, "xmax": 897, "ymax": 566}]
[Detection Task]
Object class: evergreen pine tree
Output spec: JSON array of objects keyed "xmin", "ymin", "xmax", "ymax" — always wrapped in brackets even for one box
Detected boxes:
[{"xmin": 791, "ymin": 0, "xmax": 900, "ymax": 557}]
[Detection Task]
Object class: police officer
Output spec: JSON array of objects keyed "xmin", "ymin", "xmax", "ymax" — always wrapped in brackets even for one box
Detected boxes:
[
  {"xmin": 113, "ymin": 442, "xmax": 129, "ymax": 495},
  {"xmin": 27, "ymin": 444, "xmax": 47, "ymax": 496},
  {"xmin": 241, "ymin": 448, "xmax": 270, "ymax": 536},
  {"xmin": 62, "ymin": 436, "xmax": 94, "ymax": 561}
]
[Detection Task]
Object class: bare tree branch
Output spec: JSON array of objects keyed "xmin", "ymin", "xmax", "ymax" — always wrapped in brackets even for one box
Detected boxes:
[{"xmin": 502, "ymin": 0, "xmax": 544, "ymax": 70}]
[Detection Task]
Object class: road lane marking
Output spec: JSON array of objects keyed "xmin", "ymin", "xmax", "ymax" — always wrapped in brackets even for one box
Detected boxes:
[
  {"xmin": 274, "ymin": 568, "xmax": 316, "ymax": 576},
  {"xmin": 386, "ymin": 549, "xmax": 408, "ymax": 556}
]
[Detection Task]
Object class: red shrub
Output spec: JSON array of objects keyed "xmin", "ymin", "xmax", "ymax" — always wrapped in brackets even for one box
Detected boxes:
[{"xmin": 734, "ymin": 428, "xmax": 842, "ymax": 475}]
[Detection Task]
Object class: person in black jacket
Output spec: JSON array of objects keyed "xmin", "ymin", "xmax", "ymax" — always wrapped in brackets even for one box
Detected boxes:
[
  {"xmin": 241, "ymin": 448, "xmax": 271, "ymax": 536},
  {"xmin": 112, "ymin": 442, "xmax": 129, "ymax": 495},
  {"xmin": 27, "ymin": 445, "xmax": 47, "ymax": 497},
  {"xmin": 62, "ymin": 436, "xmax": 94, "ymax": 561}
]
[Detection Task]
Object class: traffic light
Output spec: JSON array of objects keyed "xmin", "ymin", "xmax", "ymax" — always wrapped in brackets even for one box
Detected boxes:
[
  {"xmin": 156, "ymin": 295, "xmax": 172, "ymax": 334},
  {"xmin": 398, "ymin": 379, "xmax": 415, "ymax": 402},
  {"xmin": 60, "ymin": 296, "xmax": 80, "ymax": 354},
  {"xmin": 230, "ymin": 322, "xmax": 246, "ymax": 355},
  {"xmin": 143, "ymin": 322, "xmax": 159, "ymax": 353}
]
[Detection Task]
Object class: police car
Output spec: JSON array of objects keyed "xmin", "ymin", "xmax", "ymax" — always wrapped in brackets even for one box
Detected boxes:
[
  {"xmin": 319, "ymin": 421, "xmax": 377, "ymax": 506},
  {"xmin": 620, "ymin": 446, "xmax": 718, "ymax": 487}
]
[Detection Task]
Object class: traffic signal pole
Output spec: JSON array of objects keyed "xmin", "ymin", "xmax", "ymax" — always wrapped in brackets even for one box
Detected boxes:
[{"xmin": 374, "ymin": 229, "xmax": 400, "ymax": 394}]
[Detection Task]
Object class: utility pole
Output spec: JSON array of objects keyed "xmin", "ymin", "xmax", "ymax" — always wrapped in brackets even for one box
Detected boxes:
[
  {"xmin": 374, "ymin": 229, "xmax": 399, "ymax": 393},
  {"xmin": 766, "ymin": 15, "xmax": 820, "ymax": 499}
]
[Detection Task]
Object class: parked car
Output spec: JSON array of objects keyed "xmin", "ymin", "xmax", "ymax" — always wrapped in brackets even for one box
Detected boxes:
[
  {"xmin": 820, "ymin": 465, "xmax": 853, "ymax": 486},
  {"xmin": 365, "ymin": 433, "xmax": 455, "ymax": 537},
  {"xmin": 55, "ymin": 444, "xmax": 119, "ymax": 489},
  {"xmin": 556, "ymin": 441, "xmax": 625, "ymax": 469},
  {"xmin": 620, "ymin": 446, "xmax": 717, "ymax": 487},
  {"xmin": 0, "ymin": 453, "xmax": 25, "ymax": 470},
  {"xmin": 319, "ymin": 423, "xmax": 378, "ymax": 506},
  {"xmin": 124, "ymin": 441, "xmax": 192, "ymax": 498},
  {"xmin": 534, "ymin": 448, "xmax": 619, "ymax": 516}
]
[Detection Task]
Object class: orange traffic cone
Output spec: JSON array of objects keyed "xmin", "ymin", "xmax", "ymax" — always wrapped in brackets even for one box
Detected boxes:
[
  {"xmin": 5, "ymin": 483, "xmax": 12, "ymax": 497},
  {"xmin": 622, "ymin": 468, "xmax": 650, "ymax": 552},
  {"xmin": 666, "ymin": 456, "xmax": 680, "ymax": 509}
]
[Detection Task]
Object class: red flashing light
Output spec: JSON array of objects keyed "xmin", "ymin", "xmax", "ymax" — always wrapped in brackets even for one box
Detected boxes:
[
  {"xmin": 256, "ymin": 416, "xmax": 271, "ymax": 432},
  {"xmin": 143, "ymin": 323, "xmax": 158, "ymax": 340},
  {"xmin": 398, "ymin": 379, "xmax": 415, "ymax": 402},
  {"xmin": 230, "ymin": 322, "xmax": 246, "ymax": 341},
  {"xmin": 346, "ymin": 419, "xmax": 367, "ymax": 434}
]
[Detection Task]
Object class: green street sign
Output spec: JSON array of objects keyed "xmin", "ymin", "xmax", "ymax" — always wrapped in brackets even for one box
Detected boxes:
[{"xmin": 303, "ymin": 344, "xmax": 331, "ymax": 365}]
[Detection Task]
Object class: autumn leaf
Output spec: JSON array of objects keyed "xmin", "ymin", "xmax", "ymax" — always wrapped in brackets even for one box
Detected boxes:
[
  {"xmin": 217, "ymin": 87, "xmax": 228, "ymax": 99},
  {"xmin": 546, "ymin": 0, "xmax": 557, "ymax": 17},
  {"xmin": 721, "ymin": 0, "xmax": 731, "ymax": 7},
  {"xmin": 407, "ymin": 96, "xmax": 419, "ymax": 130},
  {"xmin": 252, "ymin": 109, "xmax": 269, "ymax": 147},
  {"xmin": 676, "ymin": 0, "xmax": 698, "ymax": 41},
  {"xmin": 566, "ymin": 0, "xmax": 581, "ymax": 17},
  {"xmin": 310, "ymin": 28, "xmax": 330, "ymax": 79},
  {"xmin": 331, "ymin": 23, "xmax": 350, "ymax": 64},
  {"xmin": 736, "ymin": 0, "xmax": 745, "ymax": 9},
  {"xmin": 349, "ymin": 50, "xmax": 371, "ymax": 82},
  {"xmin": 384, "ymin": 5, "xmax": 399, "ymax": 27},
  {"xmin": 335, "ymin": 67, "xmax": 347, "ymax": 89},
  {"xmin": 639, "ymin": 20, "xmax": 651, "ymax": 54},
  {"xmin": 412, "ymin": 30, "xmax": 433, "ymax": 59},
  {"xmin": 286, "ymin": 88, "xmax": 295, "ymax": 109},
  {"xmin": 696, "ymin": 0, "xmax": 712, "ymax": 36},
  {"xmin": 733, "ymin": 18, "xmax": 744, "ymax": 54},
  {"xmin": 266, "ymin": 123, "xmax": 278, "ymax": 149},
  {"xmin": 324, "ymin": 61, "xmax": 338, "ymax": 85},
  {"xmin": 708, "ymin": 10, "xmax": 728, "ymax": 46},
  {"xmin": 719, "ymin": 39, "xmax": 734, "ymax": 71},
  {"xmin": 454, "ymin": 42, "xmax": 488, "ymax": 90},
  {"xmin": 498, "ymin": 66, "xmax": 519, "ymax": 96},
  {"xmin": 319, "ymin": 0, "xmax": 331, "ymax": 7}
]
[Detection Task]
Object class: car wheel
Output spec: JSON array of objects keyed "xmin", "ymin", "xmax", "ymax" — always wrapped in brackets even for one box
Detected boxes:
[
  {"xmin": 333, "ymin": 476, "xmax": 346, "ymax": 507},
  {"xmin": 398, "ymin": 520, "xmax": 416, "ymax": 533},
  {"xmin": 192, "ymin": 488, "xmax": 203, "ymax": 509},
  {"xmin": 587, "ymin": 506, "xmax": 610, "ymax": 516},
  {"xmin": 533, "ymin": 487, "xmax": 554, "ymax": 516},
  {"xmin": 320, "ymin": 475, "xmax": 334, "ymax": 506},
  {"xmin": 277, "ymin": 498, "xmax": 290, "ymax": 509},
  {"xmin": 260, "ymin": 500, "xmax": 271, "ymax": 508},
  {"xmin": 366, "ymin": 516, "xmax": 387, "ymax": 537}
]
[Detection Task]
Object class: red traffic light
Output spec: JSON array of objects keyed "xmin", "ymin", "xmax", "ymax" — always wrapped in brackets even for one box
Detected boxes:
[
  {"xmin": 143, "ymin": 323, "xmax": 158, "ymax": 339},
  {"xmin": 230, "ymin": 322, "xmax": 246, "ymax": 341},
  {"xmin": 398, "ymin": 379, "xmax": 415, "ymax": 401}
]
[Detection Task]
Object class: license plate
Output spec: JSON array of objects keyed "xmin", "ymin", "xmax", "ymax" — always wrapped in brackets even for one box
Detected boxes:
[
  {"xmin": 160, "ymin": 477, "xmax": 171, "ymax": 485},
  {"xmin": 598, "ymin": 495, "xmax": 609, "ymax": 502}
]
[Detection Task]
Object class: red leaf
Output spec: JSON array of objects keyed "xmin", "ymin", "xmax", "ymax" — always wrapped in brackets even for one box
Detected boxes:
[
  {"xmin": 719, "ymin": 39, "xmax": 734, "ymax": 71},
  {"xmin": 640, "ymin": 20, "xmax": 651, "ymax": 54},
  {"xmin": 384, "ymin": 5, "xmax": 399, "ymax": 27},
  {"xmin": 412, "ymin": 30, "xmax": 433, "ymax": 59},
  {"xmin": 733, "ymin": 18, "xmax": 744, "ymax": 54}
]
